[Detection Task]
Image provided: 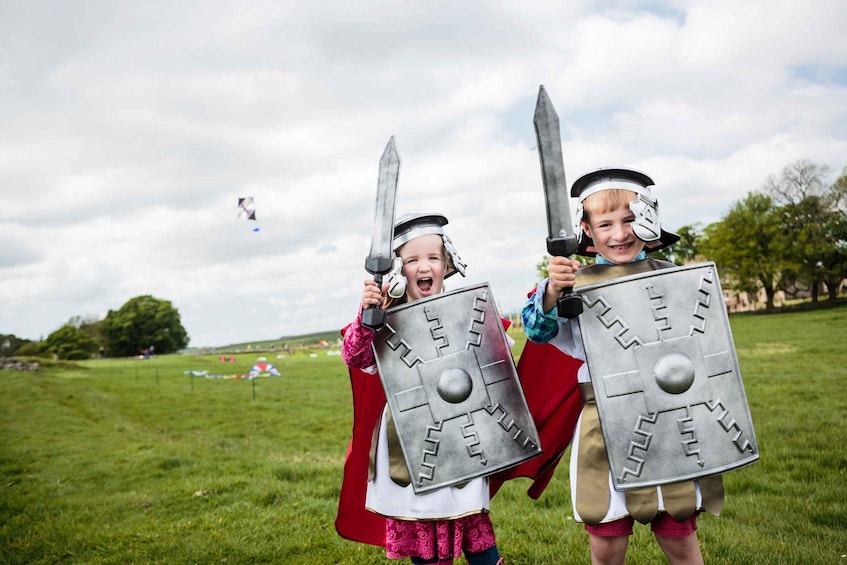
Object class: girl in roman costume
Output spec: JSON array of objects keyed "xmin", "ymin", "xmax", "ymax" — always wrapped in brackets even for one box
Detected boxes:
[{"xmin": 336, "ymin": 213, "xmax": 504, "ymax": 565}]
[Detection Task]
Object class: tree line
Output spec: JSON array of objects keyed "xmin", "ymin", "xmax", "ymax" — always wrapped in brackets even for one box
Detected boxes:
[
  {"xmin": 699, "ymin": 160, "xmax": 847, "ymax": 309},
  {"xmin": 3, "ymin": 295, "xmax": 189, "ymax": 360}
]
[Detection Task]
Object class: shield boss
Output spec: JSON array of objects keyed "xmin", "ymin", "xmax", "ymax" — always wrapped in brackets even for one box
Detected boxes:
[
  {"xmin": 577, "ymin": 262, "xmax": 759, "ymax": 490},
  {"xmin": 374, "ymin": 283, "xmax": 541, "ymax": 494}
]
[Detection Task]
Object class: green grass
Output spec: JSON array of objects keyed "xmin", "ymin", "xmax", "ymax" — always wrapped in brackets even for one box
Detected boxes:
[{"xmin": 2, "ymin": 306, "xmax": 846, "ymax": 564}]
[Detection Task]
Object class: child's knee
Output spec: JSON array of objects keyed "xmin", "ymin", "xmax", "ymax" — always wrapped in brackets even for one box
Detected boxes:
[{"xmin": 589, "ymin": 534, "xmax": 628, "ymax": 563}]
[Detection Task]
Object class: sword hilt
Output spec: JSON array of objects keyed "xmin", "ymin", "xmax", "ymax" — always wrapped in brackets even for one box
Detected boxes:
[
  {"xmin": 361, "ymin": 303, "xmax": 386, "ymax": 329},
  {"xmin": 546, "ymin": 235, "xmax": 583, "ymax": 319},
  {"xmin": 361, "ymin": 265, "xmax": 391, "ymax": 329},
  {"xmin": 365, "ymin": 256, "xmax": 394, "ymax": 276},
  {"xmin": 556, "ymin": 292, "xmax": 583, "ymax": 319}
]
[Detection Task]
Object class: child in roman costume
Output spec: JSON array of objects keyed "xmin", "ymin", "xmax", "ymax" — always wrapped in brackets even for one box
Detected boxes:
[
  {"xmin": 521, "ymin": 168, "xmax": 723, "ymax": 565},
  {"xmin": 336, "ymin": 213, "xmax": 504, "ymax": 565}
]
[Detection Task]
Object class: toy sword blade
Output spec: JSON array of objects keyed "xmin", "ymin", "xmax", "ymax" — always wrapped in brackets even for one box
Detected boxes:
[
  {"xmin": 533, "ymin": 85, "xmax": 583, "ymax": 318},
  {"xmin": 362, "ymin": 136, "xmax": 401, "ymax": 329}
]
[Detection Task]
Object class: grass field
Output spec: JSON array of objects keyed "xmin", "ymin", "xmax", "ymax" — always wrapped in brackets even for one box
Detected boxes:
[{"xmin": 2, "ymin": 305, "xmax": 846, "ymax": 564}]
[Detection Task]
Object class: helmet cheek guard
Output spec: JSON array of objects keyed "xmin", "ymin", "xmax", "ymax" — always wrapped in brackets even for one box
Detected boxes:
[
  {"xmin": 442, "ymin": 234, "xmax": 466, "ymax": 278},
  {"xmin": 629, "ymin": 194, "xmax": 662, "ymax": 243},
  {"xmin": 386, "ymin": 259, "xmax": 407, "ymax": 298}
]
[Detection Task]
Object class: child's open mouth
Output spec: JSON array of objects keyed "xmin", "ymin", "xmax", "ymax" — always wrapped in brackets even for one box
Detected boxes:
[{"xmin": 417, "ymin": 277, "xmax": 433, "ymax": 292}]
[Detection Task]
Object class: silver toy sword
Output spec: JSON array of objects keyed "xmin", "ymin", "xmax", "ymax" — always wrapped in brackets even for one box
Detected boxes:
[
  {"xmin": 362, "ymin": 136, "xmax": 401, "ymax": 329},
  {"xmin": 533, "ymin": 85, "xmax": 583, "ymax": 318}
]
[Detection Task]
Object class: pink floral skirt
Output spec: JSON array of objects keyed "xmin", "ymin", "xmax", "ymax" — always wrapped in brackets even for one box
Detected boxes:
[{"xmin": 384, "ymin": 513, "xmax": 497, "ymax": 560}]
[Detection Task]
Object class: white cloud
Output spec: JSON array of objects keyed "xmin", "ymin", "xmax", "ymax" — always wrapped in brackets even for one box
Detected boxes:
[{"xmin": 1, "ymin": 0, "xmax": 845, "ymax": 346}]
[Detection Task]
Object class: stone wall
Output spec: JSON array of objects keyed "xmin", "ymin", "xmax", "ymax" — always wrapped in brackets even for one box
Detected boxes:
[{"xmin": 0, "ymin": 358, "xmax": 39, "ymax": 371}]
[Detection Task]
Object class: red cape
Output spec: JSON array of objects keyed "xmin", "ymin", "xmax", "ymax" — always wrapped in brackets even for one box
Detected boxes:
[
  {"xmin": 334, "ymin": 318, "xmax": 582, "ymax": 546},
  {"xmin": 334, "ymin": 362, "xmax": 388, "ymax": 546},
  {"xmin": 489, "ymin": 339, "xmax": 583, "ymax": 498}
]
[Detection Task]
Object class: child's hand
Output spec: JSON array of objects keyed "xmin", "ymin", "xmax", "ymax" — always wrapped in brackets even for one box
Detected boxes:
[
  {"xmin": 547, "ymin": 256, "xmax": 581, "ymax": 296},
  {"xmin": 361, "ymin": 279, "xmax": 387, "ymax": 310}
]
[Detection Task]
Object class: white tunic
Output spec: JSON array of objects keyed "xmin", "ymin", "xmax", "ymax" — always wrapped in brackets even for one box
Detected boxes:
[
  {"xmin": 362, "ymin": 328, "xmax": 515, "ymax": 520},
  {"xmin": 365, "ymin": 406, "xmax": 490, "ymax": 520}
]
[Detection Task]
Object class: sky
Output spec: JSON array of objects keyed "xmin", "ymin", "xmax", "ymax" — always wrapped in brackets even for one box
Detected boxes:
[{"xmin": 2, "ymin": 0, "xmax": 846, "ymax": 349}]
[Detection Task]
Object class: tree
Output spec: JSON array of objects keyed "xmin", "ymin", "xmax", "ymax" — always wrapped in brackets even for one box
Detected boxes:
[
  {"xmin": 831, "ymin": 166, "xmax": 847, "ymax": 210},
  {"xmin": 536, "ymin": 255, "xmax": 550, "ymax": 280},
  {"xmin": 45, "ymin": 324, "xmax": 98, "ymax": 360},
  {"xmin": 764, "ymin": 159, "xmax": 847, "ymax": 301},
  {"xmin": 699, "ymin": 193, "xmax": 785, "ymax": 310},
  {"xmin": 763, "ymin": 159, "xmax": 829, "ymax": 203},
  {"xmin": 818, "ymin": 211, "xmax": 847, "ymax": 300},
  {"xmin": 67, "ymin": 315, "xmax": 106, "ymax": 348},
  {"xmin": 102, "ymin": 295, "xmax": 189, "ymax": 357},
  {"xmin": 653, "ymin": 224, "xmax": 702, "ymax": 265},
  {"xmin": 14, "ymin": 341, "xmax": 48, "ymax": 357},
  {"xmin": 0, "ymin": 334, "xmax": 33, "ymax": 357}
]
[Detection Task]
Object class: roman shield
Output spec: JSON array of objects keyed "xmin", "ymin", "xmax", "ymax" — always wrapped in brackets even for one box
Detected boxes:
[
  {"xmin": 373, "ymin": 283, "xmax": 541, "ymax": 494},
  {"xmin": 576, "ymin": 262, "xmax": 758, "ymax": 490}
]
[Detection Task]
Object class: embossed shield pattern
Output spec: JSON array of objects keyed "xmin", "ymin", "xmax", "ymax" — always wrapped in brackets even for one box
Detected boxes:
[
  {"xmin": 373, "ymin": 283, "xmax": 541, "ymax": 494},
  {"xmin": 577, "ymin": 263, "xmax": 759, "ymax": 491}
]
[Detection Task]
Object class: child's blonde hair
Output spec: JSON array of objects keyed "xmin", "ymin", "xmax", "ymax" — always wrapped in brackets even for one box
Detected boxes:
[{"xmin": 581, "ymin": 189, "xmax": 637, "ymax": 221}]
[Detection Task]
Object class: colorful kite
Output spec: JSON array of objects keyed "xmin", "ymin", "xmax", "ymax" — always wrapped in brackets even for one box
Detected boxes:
[
  {"xmin": 185, "ymin": 362, "xmax": 281, "ymax": 381},
  {"xmin": 238, "ymin": 197, "xmax": 260, "ymax": 232},
  {"xmin": 248, "ymin": 362, "xmax": 281, "ymax": 378}
]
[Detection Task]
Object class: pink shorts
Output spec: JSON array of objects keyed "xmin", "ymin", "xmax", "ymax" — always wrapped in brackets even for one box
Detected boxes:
[{"xmin": 585, "ymin": 513, "xmax": 698, "ymax": 539}]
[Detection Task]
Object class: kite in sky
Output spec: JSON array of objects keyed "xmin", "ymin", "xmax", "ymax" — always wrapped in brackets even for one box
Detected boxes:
[{"xmin": 238, "ymin": 197, "xmax": 260, "ymax": 231}]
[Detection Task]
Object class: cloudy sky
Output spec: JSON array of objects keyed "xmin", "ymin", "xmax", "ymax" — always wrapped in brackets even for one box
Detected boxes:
[{"xmin": 2, "ymin": 1, "xmax": 846, "ymax": 348}]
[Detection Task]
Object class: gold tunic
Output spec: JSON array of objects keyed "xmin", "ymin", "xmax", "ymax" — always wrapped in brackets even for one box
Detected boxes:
[{"xmin": 573, "ymin": 259, "xmax": 724, "ymax": 524}]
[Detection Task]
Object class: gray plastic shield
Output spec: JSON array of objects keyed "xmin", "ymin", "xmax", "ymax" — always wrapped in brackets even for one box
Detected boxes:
[
  {"xmin": 373, "ymin": 283, "xmax": 541, "ymax": 494},
  {"xmin": 577, "ymin": 262, "xmax": 758, "ymax": 490}
]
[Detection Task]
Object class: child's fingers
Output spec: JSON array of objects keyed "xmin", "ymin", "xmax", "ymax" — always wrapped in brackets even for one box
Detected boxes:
[{"xmin": 361, "ymin": 279, "xmax": 385, "ymax": 307}]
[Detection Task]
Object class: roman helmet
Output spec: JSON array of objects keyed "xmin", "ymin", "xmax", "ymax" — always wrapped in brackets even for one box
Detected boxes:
[
  {"xmin": 386, "ymin": 213, "xmax": 467, "ymax": 298},
  {"xmin": 571, "ymin": 167, "xmax": 680, "ymax": 256}
]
